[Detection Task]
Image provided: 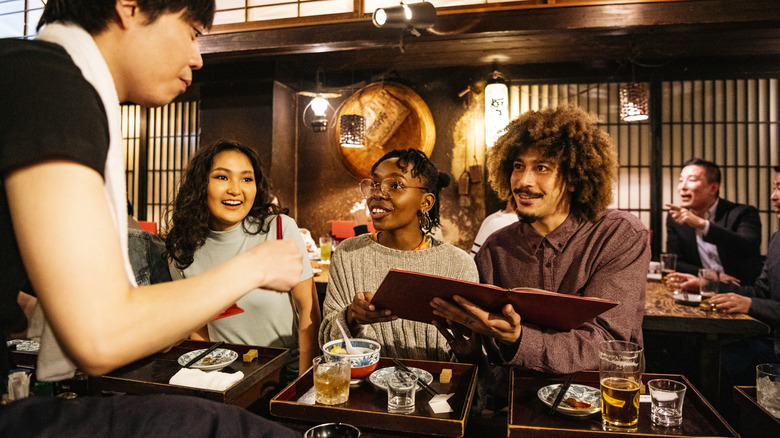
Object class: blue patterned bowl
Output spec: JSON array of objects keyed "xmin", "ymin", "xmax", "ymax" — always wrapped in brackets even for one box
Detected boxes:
[{"xmin": 322, "ymin": 338, "xmax": 381, "ymax": 379}]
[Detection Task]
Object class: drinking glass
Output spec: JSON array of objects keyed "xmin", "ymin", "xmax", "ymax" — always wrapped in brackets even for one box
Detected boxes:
[
  {"xmin": 312, "ymin": 355, "xmax": 350, "ymax": 405},
  {"xmin": 319, "ymin": 236, "xmax": 333, "ymax": 262},
  {"xmin": 386, "ymin": 370, "xmax": 418, "ymax": 414},
  {"xmin": 648, "ymin": 379, "xmax": 686, "ymax": 427},
  {"xmin": 756, "ymin": 363, "xmax": 780, "ymax": 418},
  {"xmin": 660, "ymin": 253, "xmax": 677, "ymax": 291},
  {"xmin": 599, "ymin": 340, "xmax": 643, "ymax": 431},
  {"xmin": 698, "ymin": 268, "xmax": 720, "ymax": 310}
]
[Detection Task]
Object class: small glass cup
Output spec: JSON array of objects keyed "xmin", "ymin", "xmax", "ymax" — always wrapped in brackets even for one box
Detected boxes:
[
  {"xmin": 698, "ymin": 268, "xmax": 720, "ymax": 310},
  {"xmin": 386, "ymin": 370, "xmax": 418, "ymax": 414},
  {"xmin": 756, "ymin": 363, "xmax": 780, "ymax": 418},
  {"xmin": 312, "ymin": 355, "xmax": 350, "ymax": 405},
  {"xmin": 648, "ymin": 379, "xmax": 687, "ymax": 427},
  {"xmin": 599, "ymin": 340, "xmax": 643, "ymax": 432},
  {"xmin": 319, "ymin": 236, "xmax": 333, "ymax": 262},
  {"xmin": 660, "ymin": 253, "xmax": 677, "ymax": 276}
]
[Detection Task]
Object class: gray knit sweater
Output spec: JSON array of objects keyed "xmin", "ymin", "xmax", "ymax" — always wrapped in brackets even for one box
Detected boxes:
[{"xmin": 319, "ymin": 234, "xmax": 479, "ymax": 361}]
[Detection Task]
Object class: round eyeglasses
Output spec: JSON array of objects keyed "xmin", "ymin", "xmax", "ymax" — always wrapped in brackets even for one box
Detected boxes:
[{"xmin": 359, "ymin": 178, "xmax": 427, "ymax": 199}]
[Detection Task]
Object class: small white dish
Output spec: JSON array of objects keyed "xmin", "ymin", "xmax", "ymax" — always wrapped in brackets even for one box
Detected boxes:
[
  {"xmin": 537, "ymin": 383, "xmax": 601, "ymax": 417},
  {"xmin": 6, "ymin": 339, "xmax": 40, "ymax": 352},
  {"xmin": 369, "ymin": 366, "xmax": 433, "ymax": 392},
  {"xmin": 647, "ymin": 273, "xmax": 662, "ymax": 281},
  {"xmin": 673, "ymin": 293, "xmax": 702, "ymax": 305},
  {"xmin": 177, "ymin": 348, "xmax": 238, "ymax": 371}
]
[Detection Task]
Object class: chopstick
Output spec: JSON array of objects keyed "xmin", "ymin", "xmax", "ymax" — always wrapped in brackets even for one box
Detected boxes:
[
  {"xmin": 391, "ymin": 357, "xmax": 438, "ymax": 397},
  {"xmin": 183, "ymin": 341, "xmax": 224, "ymax": 368},
  {"xmin": 548, "ymin": 372, "xmax": 576, "ymax": 415}
]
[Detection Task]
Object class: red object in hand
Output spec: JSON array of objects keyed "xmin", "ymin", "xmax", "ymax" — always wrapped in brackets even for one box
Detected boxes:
[{"xmin": 214, "ymin": 303, "xmax": 244, "ymax": 320}]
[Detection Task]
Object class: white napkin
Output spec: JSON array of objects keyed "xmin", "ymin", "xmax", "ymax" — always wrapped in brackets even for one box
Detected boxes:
[
  {"xmin": 169, "ymin": 368, "xmax": 244, "ymax": 391},
  {"xmin": 428, "ymin": 393, "xmax": 454, "ymax": 413}
]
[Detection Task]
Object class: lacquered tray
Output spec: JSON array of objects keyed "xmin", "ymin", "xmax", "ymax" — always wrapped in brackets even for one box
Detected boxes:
[
  {"xmin": 91, "ymin": 340, "xmax": 291, "ymax": 407},
  {"xmin": 508, "ymin": 370, "xmax": 738, "ymax": 438},
  {"xmin": 270, "ymin": 358, "xmax": 477, "ymax": 437}
]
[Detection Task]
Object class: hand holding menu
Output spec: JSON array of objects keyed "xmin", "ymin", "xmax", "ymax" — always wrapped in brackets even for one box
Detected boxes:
[{"xmin": 370, "ymin": 269, "xmax": 619, "ymax": 331}]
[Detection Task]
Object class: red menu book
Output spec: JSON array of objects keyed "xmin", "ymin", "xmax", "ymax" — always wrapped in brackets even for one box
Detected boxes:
[{"xmin": 370, "ymin": 269, "xmax": 619, "ymax": 331}]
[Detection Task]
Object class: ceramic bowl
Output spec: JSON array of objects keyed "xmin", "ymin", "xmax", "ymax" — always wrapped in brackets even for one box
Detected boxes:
[
  {"xmin": 322, "ymin": 338, "xmax": 381, "ymax": 379},
  {"xmin": 304, "ymin": 422, "xmax": 360, "ymax": 438}
]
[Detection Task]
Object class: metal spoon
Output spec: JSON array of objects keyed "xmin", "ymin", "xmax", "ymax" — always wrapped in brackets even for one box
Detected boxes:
[{"xmin": 335, "ymin": 319, "xmax": 360, "ymax": 355}]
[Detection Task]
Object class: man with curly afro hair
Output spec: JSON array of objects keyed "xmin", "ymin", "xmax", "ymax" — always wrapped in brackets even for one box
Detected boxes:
[{"xmin": 431, "ymin": 105, "xmax": 651, "ymax": 386}]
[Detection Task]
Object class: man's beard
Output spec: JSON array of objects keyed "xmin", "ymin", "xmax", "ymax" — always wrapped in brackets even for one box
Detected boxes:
[
  {"xmin": 517, "ymin": 211, "xmax": 538, "ymax": 223},
  {"xmin": 513, "ymin": 188, "xmax": 542, "ymax": 224}
]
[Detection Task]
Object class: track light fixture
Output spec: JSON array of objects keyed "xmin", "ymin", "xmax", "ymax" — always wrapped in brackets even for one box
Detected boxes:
[{"xmin": 372, "ymin": 2, "xmax": 436, "ymax": 31}]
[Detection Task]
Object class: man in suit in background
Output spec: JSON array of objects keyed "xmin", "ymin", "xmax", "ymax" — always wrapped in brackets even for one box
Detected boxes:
[{"xmin": 666, "ymin": 158, "xmax": 762, "ymax": 285}]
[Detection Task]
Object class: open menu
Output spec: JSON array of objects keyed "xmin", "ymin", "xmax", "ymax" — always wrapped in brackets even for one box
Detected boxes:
[{"xmin": 370, "ymin": 269, "xmax": 619, "ymax": 331}]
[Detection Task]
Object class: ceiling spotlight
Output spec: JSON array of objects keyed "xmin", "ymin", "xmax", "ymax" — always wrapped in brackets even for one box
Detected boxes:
[{"xmin": 372, "ymin": 2, "xmax": 436, "ymax": 30}]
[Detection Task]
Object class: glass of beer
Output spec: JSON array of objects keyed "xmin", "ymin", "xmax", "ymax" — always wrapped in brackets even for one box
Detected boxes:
[
  {"xmin": 660, "ymin": 253, "xmax": 677, "ymax": 290},
  {"xmin": 312, "ymin": 355, "xmax": 350, "ymax": 405},
  {"xmin": 319, "ymin": 236, "xmax": 333, "ymax": 262},
  {"xmin": 599, "ymin": 340, "xmax": 643, "ymax": 431},
  {"xmin": 698, "ymin": 268, "xmax": 719, "ymax": 310}
]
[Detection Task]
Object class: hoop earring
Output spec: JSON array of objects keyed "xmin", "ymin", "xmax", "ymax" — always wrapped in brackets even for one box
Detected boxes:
[{"xmin": 419, "ymin": 211, "xmax": 432, "ymax": 232}]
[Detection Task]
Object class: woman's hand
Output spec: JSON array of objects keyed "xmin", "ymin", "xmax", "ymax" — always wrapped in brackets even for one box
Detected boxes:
[
  {"xmin": 430, "ymin": 295, "xmax": 522, "ymax": 343},
  {"xmin": 346, "ymin": 291, "xmax": 397, "ymax": 326},
  {"xmin": 433, "ymin": 319, "xmax": 484, "ymax": 364}
]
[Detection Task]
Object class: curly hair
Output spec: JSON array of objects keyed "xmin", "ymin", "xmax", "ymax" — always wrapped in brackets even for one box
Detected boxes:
[
  {"xmin": 486, "ymin": 104, "xmax": 617, "ymax": 222},
  {"xmin": 165, "ymin": 139, "xmax": 285, "ymax": 269},
  {"xmin": 371, "ymin": 148, "xmax": 451, "ymax": 233}
]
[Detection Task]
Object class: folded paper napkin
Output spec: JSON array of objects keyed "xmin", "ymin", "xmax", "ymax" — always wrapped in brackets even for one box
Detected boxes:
[
  {"xmin": 169, "ymin": 368, "xmax": 244, "ymax": 391},
  {"xmin": 428, "ymin": 393, "xmax": 454, "ymax": 414}
]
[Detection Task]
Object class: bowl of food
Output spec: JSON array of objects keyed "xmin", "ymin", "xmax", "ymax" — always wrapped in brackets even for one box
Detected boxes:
[{"xmin": 322, "ymin": 338, "xmax": 381, "ymax": 379}]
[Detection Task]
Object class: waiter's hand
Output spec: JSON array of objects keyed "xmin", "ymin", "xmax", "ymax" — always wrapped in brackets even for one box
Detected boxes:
[
  {"xmin": 666, "ymin": 203, "xmax": 707, "ymax": 230},
  {"xmin": 709, "ymin": 293, "xmax": 751, "ymax": 314},
  {"xmin": 347, "ymin": 291, "xmax": 396, "ymax": 326},
  {"xmin": 430, "ymin": 295, "xmax": 522, "ymax": 343}
]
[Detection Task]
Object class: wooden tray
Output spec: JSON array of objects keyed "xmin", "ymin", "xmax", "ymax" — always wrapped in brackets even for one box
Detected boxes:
[
  {"xmin": 508, "ymin": 370, "xmax": 738, "ymax": 437},
  {"xmin": 91, "ymin": 340, "xmax": 291, "ymax": 407},
  {"xmin": 270, "ymin": 358, "xmax": 476, "ymax": 437}
]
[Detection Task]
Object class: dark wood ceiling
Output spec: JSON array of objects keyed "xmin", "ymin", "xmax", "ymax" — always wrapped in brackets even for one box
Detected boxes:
[{"xmin": 197, "ymin": 0, "xmax": 780, "ymax": 82}]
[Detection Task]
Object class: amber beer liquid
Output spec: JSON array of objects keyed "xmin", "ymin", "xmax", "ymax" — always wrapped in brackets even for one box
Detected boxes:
[
  {"xmin": 601, "ymin": 377, "xmax": 641, "ymax": 427},
  {"xmin": 661, "ymin": 269, "xmax": 674, "ymax": 286}
]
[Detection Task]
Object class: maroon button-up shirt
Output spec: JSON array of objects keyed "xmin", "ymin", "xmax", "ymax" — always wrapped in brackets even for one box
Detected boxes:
[{"xmin": 475, "ymin": 209, "xmax": 650, "ymax": 374}]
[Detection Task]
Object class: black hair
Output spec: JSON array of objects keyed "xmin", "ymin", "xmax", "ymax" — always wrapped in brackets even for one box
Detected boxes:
[
  {"xmin": 38, "ymin": 0, "xmax": 215, "ymax": 33},
  {"xmin": 371, "ymin": 148, "xmax": 450, "ymax": 233},
  {"xmin": 773, "ymin": 166, "xmax": 780, "ymax": 173},
  {"xmin": 683, "ymin": 158, "xmax": 721, "ymax": 184},
  {"xmin": 165, "ymin": 139, "xmax": 284, "ymax": 269}
]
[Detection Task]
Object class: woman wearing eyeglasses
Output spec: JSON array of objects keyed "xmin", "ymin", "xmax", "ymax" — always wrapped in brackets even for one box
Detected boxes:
[{"xmin": 319, "ymin": 149, "xmax": 478, "ymax": 361}]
